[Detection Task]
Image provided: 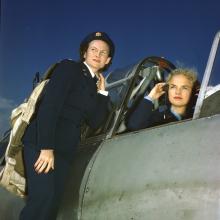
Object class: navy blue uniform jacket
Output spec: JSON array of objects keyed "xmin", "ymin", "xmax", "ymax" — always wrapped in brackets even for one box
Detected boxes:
[
  {"xmin": 126, "ymin": 99, "xmax": 191, "ymax": 131},
  {"xmin": 23, "ymin": 59, "xmax": 110, "ymax": 156}
]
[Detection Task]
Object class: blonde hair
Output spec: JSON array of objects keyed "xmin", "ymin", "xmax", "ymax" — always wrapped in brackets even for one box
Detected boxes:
[{"xmin": 166, "ymin": 68, "xmax": 197, "ymax": 84}]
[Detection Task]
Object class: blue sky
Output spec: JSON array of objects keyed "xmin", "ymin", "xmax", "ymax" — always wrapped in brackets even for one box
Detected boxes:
[{"xmin": 0, "ymin": 0, "xmax": 220, "ymax": 134}]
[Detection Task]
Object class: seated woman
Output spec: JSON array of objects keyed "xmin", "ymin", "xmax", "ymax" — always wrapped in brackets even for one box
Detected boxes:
[{"xmin": 126, "ymin": 68, "xmax": 199, "ymax": 131}]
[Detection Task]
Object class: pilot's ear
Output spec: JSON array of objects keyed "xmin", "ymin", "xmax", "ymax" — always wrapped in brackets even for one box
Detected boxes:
[
  {"xmin": 83, "ymin": 52, "xmax": 87, "ymax": 59},
  {"xmin": 192, "ymin": 80, "xmax": 201, "ymax": 95},
  {"xmin": 188, "ymin": 80, "xmax": 201, "ymax": 110},
  {"xmin": 105, "ymin": 57, "xmax": 111, "ymax": 65}
]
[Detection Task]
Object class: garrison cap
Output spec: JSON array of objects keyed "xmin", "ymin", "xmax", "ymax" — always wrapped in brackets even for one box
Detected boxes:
[{"xmin": 80, "ymin": 31, "xmax": 115, "ymax": 58}]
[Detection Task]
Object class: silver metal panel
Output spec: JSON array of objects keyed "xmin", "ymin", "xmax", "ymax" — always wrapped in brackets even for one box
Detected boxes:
[{"xmin": 80, "ymin": 115, "xmax": 220, "ymax": 220}]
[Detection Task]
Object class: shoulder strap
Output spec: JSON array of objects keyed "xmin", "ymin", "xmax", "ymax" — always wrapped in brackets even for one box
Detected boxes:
[
  {"xmin": 43, "ymin": 59, "xmax": 77, "ymax": 80},
  {"xmin": 43, "ymin": 62, "xmax": 59, "ymax": 80}
]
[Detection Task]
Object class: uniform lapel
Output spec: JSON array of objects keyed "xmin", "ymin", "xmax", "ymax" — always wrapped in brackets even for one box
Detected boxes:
[{"xmin": 80, "ymin": 62, "xmax": 97, "ymax": 90}]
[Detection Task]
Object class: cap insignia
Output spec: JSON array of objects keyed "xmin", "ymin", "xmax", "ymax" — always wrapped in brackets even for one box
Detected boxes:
[{"xmin": 95, "ymin": 32, "xmax": 102, "ymax": 37}]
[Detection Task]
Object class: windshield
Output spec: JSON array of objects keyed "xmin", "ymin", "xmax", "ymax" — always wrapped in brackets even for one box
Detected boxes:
[
  {"xmin": 106, "ymin": 64, "xmax": 137, "ymax": 108},
  {"xmin": 193, "ymin": 31, "xmax": 220, "ymax": 118},
  {"xmin": 207, "ymin": 45, "xmax": 220, "ymax": 90},
  {"xmin": 106, "ymin": 64, "xmax": 135, "ymax": 83}
]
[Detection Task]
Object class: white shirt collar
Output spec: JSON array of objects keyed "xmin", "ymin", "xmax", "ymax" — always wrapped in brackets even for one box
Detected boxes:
[{"xmin": 83, "ymin": 61, "xmax": 95, "ymax": 78}]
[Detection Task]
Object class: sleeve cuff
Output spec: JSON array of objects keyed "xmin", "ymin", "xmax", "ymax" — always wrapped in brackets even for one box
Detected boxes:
[
  {"xmin": 144, "ymin": 95, "xmax": 154, "ymax": 103},
  {"xmin": 98, "ymin": 90, "xmax": 108, "ymax": 96}
]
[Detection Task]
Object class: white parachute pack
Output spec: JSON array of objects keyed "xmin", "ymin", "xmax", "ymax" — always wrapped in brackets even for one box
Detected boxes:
[{"xmin": 0, "ymin": 63, "xmax": 58, "ymax": 197}]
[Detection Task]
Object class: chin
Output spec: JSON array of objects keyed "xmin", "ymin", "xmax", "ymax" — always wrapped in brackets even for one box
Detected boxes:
[{"xmin": 171, "ymin": 101, "xmax": 185, "ymax": 107}]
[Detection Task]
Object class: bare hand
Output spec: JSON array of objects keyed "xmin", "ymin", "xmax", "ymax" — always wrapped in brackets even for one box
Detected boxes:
[
  {"xmin": 96, "ymin": 73, "xmax": 105, "ymax": 91},
  {"xmin": 148, "ymin": 82, "xmax": 166, "ymax": 100},
  {"xmin": 34, "ymin": 149, "xmax": 54, "ymax": 174}
]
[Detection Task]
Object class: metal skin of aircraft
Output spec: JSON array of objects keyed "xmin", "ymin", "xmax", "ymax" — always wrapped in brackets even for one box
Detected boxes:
[{"xmin": 0, "ymin": 31, "xmax": 220, "ymax": 220}]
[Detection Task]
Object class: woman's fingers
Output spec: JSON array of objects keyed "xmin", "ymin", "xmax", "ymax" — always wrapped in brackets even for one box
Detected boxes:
[
  {"xmin": 34, "ymin": 157, "xmax": 42, "ymax": 168},
  {"xmin": 156, "ymin": 82, "xmax": 166, "ymax": 91},
  {"xmin": 97, "ymin": 73, "xmax": 105, "ymax": 91},
  {"xmin": 149, "ymin": 83, "xmax": 166, "ymax": 100},
  {"xmin": 44, "ymin": 160, "xmax": 54, "ymax": 173},
  {"xmin": 37, "ymin": 161, "xmax": 48, "ymax": 173},
  {"xmin": 34, "ymin": 159, "xmax": 43, "ymax": 171},
  {"xmin": 35, "ymin": 159, "xmax": 54, "ymax": 173},
  {"xmin": 34, "ymin": 149, "xmax": 54, "ymax": 174}
]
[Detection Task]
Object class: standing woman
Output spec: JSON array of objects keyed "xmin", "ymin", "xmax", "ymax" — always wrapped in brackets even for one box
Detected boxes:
[
  {"xmin": 127, "ymin": 68, "xmax": 199, "ymax": 130},
  {"xmin": 19, "ymin": 32, "xmax": 115, "ymax": 220}
]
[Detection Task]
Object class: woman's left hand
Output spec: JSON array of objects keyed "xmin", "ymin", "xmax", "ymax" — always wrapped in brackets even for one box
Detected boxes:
[{"xmin": 96, "ymin": 73, "xmax": 105, "ymax": 91}]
